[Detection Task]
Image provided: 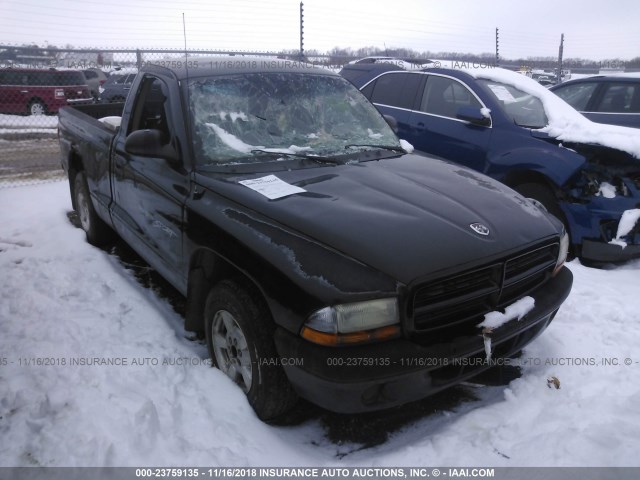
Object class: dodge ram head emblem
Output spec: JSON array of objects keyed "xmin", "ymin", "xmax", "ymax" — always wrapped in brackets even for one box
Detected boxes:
[{"xmin": 470, "ymin": 223, "xmax": 490, "ymax": 236}]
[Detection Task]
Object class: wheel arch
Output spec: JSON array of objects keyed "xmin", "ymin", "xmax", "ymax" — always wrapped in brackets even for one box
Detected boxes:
[
  {"xmin": 27, "ymin": 96, "xmax": 47, "ymax": 113},
  {"xmin": 184, "ymin": 248, "xmax": 269, "ymax": 335},
  {"xmin": 502, "ymin": 169, "xmax": 560, "ymax": 194},
  {"xmin": 67, "ymin": 151, "xmax": 84, "ymax": 210}
]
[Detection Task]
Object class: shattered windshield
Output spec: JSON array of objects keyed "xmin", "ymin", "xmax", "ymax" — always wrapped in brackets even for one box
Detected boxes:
[
  {"xmin": 188, "ymin": 73, "xmax": 399, "ymax": 166},
  {"xmin": 478, "ymin": 79, "xmax": 549, "ymax": 129}
]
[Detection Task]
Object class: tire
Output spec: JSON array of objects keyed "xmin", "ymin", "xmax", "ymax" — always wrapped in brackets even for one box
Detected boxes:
[
  {"xmin": 28, "ymin": 100, "xmax": 46, "ymax": 116},
  {"xmin": 73, "ymin": 172, "xmax": 113, "ymax": 246},
  {"xmin": 204, "ymin": 280, "xmax": 298, "ymax": 422}
]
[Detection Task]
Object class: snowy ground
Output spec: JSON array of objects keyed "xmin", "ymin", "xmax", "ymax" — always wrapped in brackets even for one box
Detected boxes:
[
  {"xmin": 0, "ymin": 114, "xmax": 58, "ymax": 130},
  {"xmin": 1, "ymin": 181, "xmax": 640, "ymax": 467}
]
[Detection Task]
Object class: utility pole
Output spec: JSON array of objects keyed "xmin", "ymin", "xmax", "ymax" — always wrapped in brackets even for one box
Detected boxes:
[
  {"xmin": 299, "ymin": 2, "xmax": 304, "ymax": 60},
  {"xmin": 557, "ymin": 33, "xmax": 564, "ymax": 83},
  {"xmin": 495, "ymin": 28, "xmax": 499, "ymax": 67}
]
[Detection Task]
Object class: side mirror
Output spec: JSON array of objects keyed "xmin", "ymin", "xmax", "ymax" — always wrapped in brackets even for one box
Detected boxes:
[
  {"xmin": 124, "ymin": 129, "xmax": 178, "ymax": 163},
  {"xmin": 383, "ymin": 114, "xmax": 398, "ymax": 133},
  {"xmin": 456, "ymin": 106, "xmax": 491, "ymax": 127}
]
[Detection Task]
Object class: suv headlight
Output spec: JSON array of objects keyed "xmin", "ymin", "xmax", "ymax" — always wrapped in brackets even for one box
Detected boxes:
[
  {"xmin": 554, "ymin": 230, "xmax": 569, "ymax": 276},
  {"xmin": 301, "ymin": 298, "xmax": 400, "ymax": 346}
]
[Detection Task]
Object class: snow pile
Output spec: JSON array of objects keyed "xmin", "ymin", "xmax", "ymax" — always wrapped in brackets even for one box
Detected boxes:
[
  {"xmin": 609, "ymin": 209, "xmax": 640, "ymax": 248},
  {"xmin": 367, "ymin": 128, "xmax": 383, "ymax": 139},
  {"xmin": 218, "ymin": 111, "xmax": 248, "ymax": 122},
  {"xmin": 399, "ymin": 139, "xmax": 414, "ymax": 153},
  {"xmin": 478, "ymin": 296, "xmax": 535, "ymax": 330},
  {"xmin": 477, "ymin": 296, "xmax": 535, "ymax": 363},
  {"xmin": 461, "ymin": 67, "xmax": 640, "ymax": 159},
  {"xmin": 597, "ymin": 182, "xmax": 617, "ymax": 199},
  {"xmin": 1, "ymin": 183, "xmax": 640, "ymax": 467},
  {"xmin": 205, "ymin": 122, "xmax": 311, "ymax": 155},
  {"xmin": 0, "ymin": 114, "xmax": 58, "ymax": 129},
  {"xmin": 98, "ymin": 116, "xmax": 122, "ymax": 131}
]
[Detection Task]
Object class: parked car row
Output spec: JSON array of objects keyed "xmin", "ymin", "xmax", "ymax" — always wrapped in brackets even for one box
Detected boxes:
[
  {"xmin": 339, "ymin": 62, "xmax": 640, "ymax": 263},
  {"xmin": 0, "ymin": 68, "xmax": 93, "ymax": 115},
  {"xmin": 0, "ymin": 66, "xmax": 137, "ymax": 115},
  {"xmin": 550, "ymin": 75, "xmax": 640, "ymax": 128},
  {"xmin": 97, "ymin": 71, "xmax": 136, "ymax": 103}
]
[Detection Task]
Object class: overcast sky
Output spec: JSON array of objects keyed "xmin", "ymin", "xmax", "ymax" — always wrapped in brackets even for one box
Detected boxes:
[{"xmin": 1, "ymin": 0, "xmax": 638, "ymax": 60}]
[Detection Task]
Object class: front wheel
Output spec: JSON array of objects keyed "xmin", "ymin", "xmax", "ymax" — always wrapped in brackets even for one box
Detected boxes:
[
  {"xmin": 28, "ymin": 100, "xmax": 46, "ymax": 116},
  {"xmin": 204, "ymin": 280, "xmax": 298, "ymax": 421}
]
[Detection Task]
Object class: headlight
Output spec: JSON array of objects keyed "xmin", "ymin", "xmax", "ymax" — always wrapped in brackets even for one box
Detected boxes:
[
  {"xmin": 554, "ymin": 230, "xmax": 569, "ymax": 276},
  {"xmin": 301, "ymin": 298, "xmax": 400, "ymax": 346}
]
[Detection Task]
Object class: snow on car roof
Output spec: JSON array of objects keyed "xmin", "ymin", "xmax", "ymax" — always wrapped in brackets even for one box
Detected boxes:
[{"xmin": 461, "ymin": 66, "xmax": 640, "ymax": 158}]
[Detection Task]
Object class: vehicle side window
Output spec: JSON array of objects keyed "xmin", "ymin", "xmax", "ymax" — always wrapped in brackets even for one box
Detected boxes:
[
  {"xmin": 28, "ymin": 72, "xmax": 48, "ymax": 86},
  {"xmin": 0, "ymin": 71, "xmax": 26, "ymax": 85},
  {"xmin": 128, "ymin": 76, "xmax": 170, "ymax": 141},
  {"xmin": 361, "ymin": 80, "xmax": 375, "ymax": 99},
  {"xmin": 553, "ymin": 82, "xmax": 598, "ymax": 111},
  {"xmin": 595, "ymin": 83, "xmax": 639, "ymax": 113},
  {"xmin": 369, "ymin": 73, "xmax": 421, "ymax": 109},
  {"xmin": 420, "ymin": 76, "xmax": 481, "ymax": 118}
]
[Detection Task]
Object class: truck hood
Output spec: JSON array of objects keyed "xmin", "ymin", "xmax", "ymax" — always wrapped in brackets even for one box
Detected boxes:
[{"xmin": 196, "ymin": 154, "xmax": 560, "ymax": 284}]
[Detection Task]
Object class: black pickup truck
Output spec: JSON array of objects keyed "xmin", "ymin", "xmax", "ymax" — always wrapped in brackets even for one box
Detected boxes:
[{"xmin": 58, "ymin": 58, "xmax": 572, "ymax": 422}]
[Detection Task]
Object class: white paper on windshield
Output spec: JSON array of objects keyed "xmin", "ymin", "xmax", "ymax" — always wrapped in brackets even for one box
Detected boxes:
[
  {"xmin": 488, "ymin": 84, "xmax": 516, "ymax": 103},
  {"xmin": 239, "ymin": 175, "xmax": 306, "ymax": 200}
]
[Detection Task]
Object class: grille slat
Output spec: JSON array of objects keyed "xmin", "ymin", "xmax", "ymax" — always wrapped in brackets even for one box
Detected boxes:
[{"xmin": 411, "ymin": 242, "xmax": 558, "ymax": 341}]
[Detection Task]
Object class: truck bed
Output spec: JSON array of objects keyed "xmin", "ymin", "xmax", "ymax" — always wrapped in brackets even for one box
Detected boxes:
[
  {"xmin": 58, "ymin": 103, "xmax": 125, "ymax": 172},
  {"xmin": 58, "ymin": 102, "xmax": 126, "ymax": 222},
  {"xmin": 63, "ymin": 102, "xmax": 125, "ymax": 121}
]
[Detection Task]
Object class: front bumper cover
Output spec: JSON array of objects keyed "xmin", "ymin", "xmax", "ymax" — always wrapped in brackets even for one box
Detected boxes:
[
  {"xmin": 581, "ymin": 239, "xmax": 640, "ymax": 263},
  {"xmin": 274, "ymin": 267, "xmax": 573, "ymax": 414}
]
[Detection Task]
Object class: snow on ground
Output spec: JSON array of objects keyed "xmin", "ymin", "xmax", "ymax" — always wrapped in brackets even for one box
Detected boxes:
[
  {"xmin": 1, "ymin": 181, "xmax": 640, "ymax": 467},
  {"xmin": 0, "ymin": 114, "xmax": 58, "ymax": 129}
]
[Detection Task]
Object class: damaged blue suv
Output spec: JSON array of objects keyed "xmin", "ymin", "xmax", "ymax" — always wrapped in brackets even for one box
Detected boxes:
[{"xmin": 341, "ymin": 63, "xmax": 640, "ymax": 262}]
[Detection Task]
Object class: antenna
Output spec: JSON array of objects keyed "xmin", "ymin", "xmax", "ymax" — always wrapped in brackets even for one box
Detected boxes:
[
  {"xmin": 182, "ymin": 13, "xmax": 194, "ymax": 172},
  {"xmin": 182, "ymin": 13, "xmax": 189, "ymax": 83}
]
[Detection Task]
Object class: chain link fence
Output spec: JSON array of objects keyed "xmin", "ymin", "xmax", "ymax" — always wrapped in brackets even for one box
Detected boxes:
[
  {"xmin": 0, "ymin": 45, "xmax": 363, "ymax": 188},
  {"xmin": 3, "ymin": 44, "xmax": 600, "ymax": 188}
]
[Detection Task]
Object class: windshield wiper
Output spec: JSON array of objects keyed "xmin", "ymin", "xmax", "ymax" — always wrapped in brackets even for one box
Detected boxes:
[
  {"xmin": 345, "ymin": 144, "xmax": 405, "ymax": 153},
  {"xmin": 250, "ymin": 149, "xmax": 341, "ymax": 165}
]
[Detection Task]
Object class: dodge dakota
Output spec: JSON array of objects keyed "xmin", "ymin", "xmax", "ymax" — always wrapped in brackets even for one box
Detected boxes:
[{"xmin": 58, "ymin": 58, "xmax": 572, "ymax": 422}]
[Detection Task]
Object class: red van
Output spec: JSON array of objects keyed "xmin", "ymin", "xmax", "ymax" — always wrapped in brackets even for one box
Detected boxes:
[{"xmin": 0, "ymin": 68, "xmax": 93, "ymax": 115}]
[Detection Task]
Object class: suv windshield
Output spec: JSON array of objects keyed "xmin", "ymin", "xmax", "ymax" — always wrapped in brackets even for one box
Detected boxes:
[
  {"xmin": 189, "ymin": 73, "xmax": 399, "ymax": 165},
  {"xmin": 478, "ymin": 79, "xmax": 548, "ymax": 129}
]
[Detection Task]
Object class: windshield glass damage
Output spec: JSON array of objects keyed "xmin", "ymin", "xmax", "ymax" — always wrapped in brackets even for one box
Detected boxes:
[{"xmin": 188, "ymin": 73, "xmax": 399, "ymax": 166}]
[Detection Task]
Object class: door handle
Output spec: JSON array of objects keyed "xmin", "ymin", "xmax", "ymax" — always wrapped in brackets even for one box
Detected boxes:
[{"xmin": 416, "ymin": 122, "xmax": 426, "ymax": 131}]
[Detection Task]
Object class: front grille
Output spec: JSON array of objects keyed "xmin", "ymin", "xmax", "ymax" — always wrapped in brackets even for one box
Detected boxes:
[{"xmin": 411, "ymin": 242, "xmax": 559, "ymax": 342}]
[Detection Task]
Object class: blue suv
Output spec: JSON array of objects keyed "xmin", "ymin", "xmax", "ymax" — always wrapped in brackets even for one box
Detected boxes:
[{"xmin": 340, "ymin": 64, "xmax": 640, "ymax": 263}]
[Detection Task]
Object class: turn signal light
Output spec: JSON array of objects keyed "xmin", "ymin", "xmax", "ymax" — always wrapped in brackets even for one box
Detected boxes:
[{"xmin": 300, "ymin": 324, "xmax": 401, "ymax": 346}]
